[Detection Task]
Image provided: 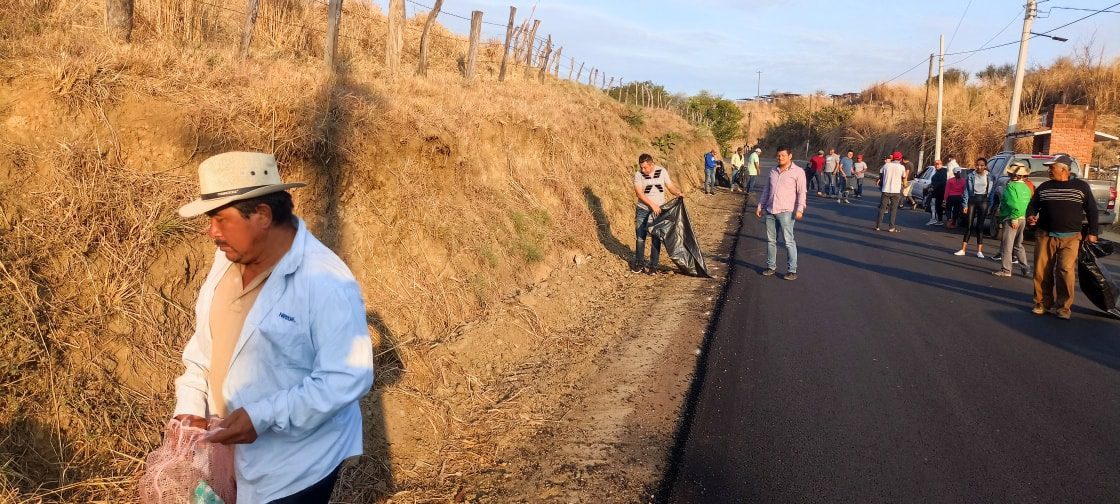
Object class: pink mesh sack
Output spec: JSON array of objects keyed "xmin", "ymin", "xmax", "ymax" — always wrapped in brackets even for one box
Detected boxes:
[{"xmin": 139, "ymin": 418, "xmax": 237, "ymax": 504}]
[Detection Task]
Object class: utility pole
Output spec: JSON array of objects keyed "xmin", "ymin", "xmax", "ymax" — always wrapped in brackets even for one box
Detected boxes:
[
  {"xmin": 745, "ymin": 111, "xmax": 753, "ymax": 147},
  {"xmin": 805, "ymin": 94, "xmax": 813, "ymax": 159},
  {"xmin": 934, "ymin": 34, "xmax": 945, "ymax": 162},
  {"xmin": 756, "ymin": 70, "xmax": 762, "ymax": 100},
  {"xmin": 918, "ymin": 53, "xmax": 934, "ymax": 170},
  {"xmin": 1004, "ymin": 0, "xmax": 1036, "ymax": 152}
]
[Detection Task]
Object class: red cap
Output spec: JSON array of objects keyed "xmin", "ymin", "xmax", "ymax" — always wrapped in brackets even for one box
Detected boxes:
[{"xmin": 891, "ymin": 151, "xmax": 902, "ymax": 160}]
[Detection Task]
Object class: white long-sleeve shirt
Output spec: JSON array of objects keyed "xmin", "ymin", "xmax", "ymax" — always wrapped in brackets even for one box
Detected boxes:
[{"xmin": 174, "ymin": 218, "xmax": 374, "ymax": 503}]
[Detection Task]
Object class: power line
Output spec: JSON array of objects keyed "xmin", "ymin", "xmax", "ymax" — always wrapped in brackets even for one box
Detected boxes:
[
  {"xmin": 945, "ymin": 0, "xmax": 975, "ymax": 51},
  {"xmin": 944, "ymin": 1, "xmax": 1120, "ymax": 57},
  {"xmin": 1046, "ymin": 5, "xmax": 1120, "ymax": 14},
  {"xmin": 881, "ymin": 56, "xmax": 932, "ymax": 85},
  {"xmin": 945, "ymin": 9, "xmax": 1021, "ymax": 66}
]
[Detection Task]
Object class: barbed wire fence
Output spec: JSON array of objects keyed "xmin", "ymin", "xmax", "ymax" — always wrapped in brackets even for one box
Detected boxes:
[{"xmin": 109, "ymin": 0, "xmax": 713, "ymax": 127}]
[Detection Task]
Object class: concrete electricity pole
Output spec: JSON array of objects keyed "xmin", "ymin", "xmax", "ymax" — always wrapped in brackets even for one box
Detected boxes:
[
  {"xmin": 756, "ymin": 70, "xmax": 762, "ymax": 100},
  {"xmin": 1004, "ymin": 0, "xmax": 1037, "ymax": 152},
  {"xmin": 934, "ymin": 34, "xmax": 945, "ymax": 162}
]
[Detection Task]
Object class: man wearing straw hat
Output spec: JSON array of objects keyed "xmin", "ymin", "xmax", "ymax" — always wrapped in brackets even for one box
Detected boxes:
[{"xmin": 172, "ymin": 152, "xmax": 374, "ymax": 503}]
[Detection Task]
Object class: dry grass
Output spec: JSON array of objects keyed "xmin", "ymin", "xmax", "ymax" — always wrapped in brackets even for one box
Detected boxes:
[
  {"xmin": 0, "ymin": 0, "xmax": 712, "ymax": 502},
  {"xmin": 755, "ymin": 57, "xmax": 1120, "ymax": 167}
]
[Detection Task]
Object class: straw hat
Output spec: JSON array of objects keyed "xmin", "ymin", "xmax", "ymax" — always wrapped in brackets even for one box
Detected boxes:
[
  {"xmin": 178, "ymin": 152, "xmax": 305, "ymax": 218},
  {"xmin": 1007, "ymin": 160, "xmax": 1031, "ymax": 176}
]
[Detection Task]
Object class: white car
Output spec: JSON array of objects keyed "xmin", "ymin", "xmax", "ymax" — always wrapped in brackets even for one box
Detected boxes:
[{"xmin": 909, "ymin": 166, "xmax": 937, "ymax": 206}]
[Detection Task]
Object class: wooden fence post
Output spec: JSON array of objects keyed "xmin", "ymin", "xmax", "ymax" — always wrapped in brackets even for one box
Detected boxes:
[
  {"xmin": 568, "ymin": 57, "xmax": 575, "ymax": 80},
  {"xmin": 238, "ymin": 0, "xmax": 261, "ymax": 58},
  {"xmin": 523, "ymin": 19, "xmax": 540, "ymax": 76},
  {"xmin": 324, "ymin": 0, "xmax": 343, "ymax": 69},
  {"xmin": 551, "ymin": 46, "xmax": 562, "ymax": 76},
  {"xmin": 575, "ymin": 62, "xmax": 584, "ymax": 82},
  {"xmin": 386, "ymin": 0, "xmax": 405, "ymax": 76},
  {"xmin": 537, "ymin": 35, "xmax": 552, "ymax": 82},
  {"xmin": 600, "ymin": 72, "xmax": 606, "ymax": 89},
  {"xmin": 607, "ymin": 76, "xmax": 614, "ymax": 91},
  {"xmin": 105, "ymin": 0, "xmax": 133, "ymax": 42},
  {"xmin": 498, "ymin": 6, "xmax": 516, "ymax": 81},
  {"xmin": 621, "ymin": 81, "xmax": 627, "ymax": 103},
  {"xmin": 464, "ymin": 10, "xmax": 482, "ymax": 80},
  {"xmin": 588, "ymin": 68, "xmax": 595, "ymax": 86},
  {"xmin": 416, "ymin": 0, "xmax": 444, "ymax": 76}
]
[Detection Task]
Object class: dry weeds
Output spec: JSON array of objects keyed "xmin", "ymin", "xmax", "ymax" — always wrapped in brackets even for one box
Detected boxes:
[{"xmin": 0, "ymin": 0, "xmax": 713, "ymax": 502}]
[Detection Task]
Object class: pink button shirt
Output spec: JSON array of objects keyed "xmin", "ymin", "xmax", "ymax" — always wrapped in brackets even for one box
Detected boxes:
[{"xmin": 758, "ymin": 163, "xmax": 807, "ymax": 214}]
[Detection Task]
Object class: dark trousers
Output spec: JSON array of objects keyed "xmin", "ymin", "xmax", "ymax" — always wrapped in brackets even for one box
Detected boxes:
[
  {"xmin": 962, "ymin": 194, "xmax": 989, "ymax": 245},
  {"xmin": 269, "ymin": 466, "xmax": 341, "ymax": 504},
  {"xmin": 877, "ymin": 193, "xmax": 902, "ymax": 229}
]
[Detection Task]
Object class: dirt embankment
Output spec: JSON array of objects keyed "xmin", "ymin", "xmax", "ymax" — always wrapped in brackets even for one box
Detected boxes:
[{"xmin": 0, "ymin": 1, "xmax": 730, "ymax": 501}]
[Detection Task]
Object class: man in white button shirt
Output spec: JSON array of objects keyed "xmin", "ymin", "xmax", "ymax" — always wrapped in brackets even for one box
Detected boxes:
[{"xmin": 173, "ymin": 152, "xmax": 374, "ymax": 503}]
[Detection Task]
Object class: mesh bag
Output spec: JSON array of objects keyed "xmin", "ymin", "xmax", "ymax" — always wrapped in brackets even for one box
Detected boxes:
[{"xmin": 139, "ymin": 418, "xmax": 237, "ymax": 504}]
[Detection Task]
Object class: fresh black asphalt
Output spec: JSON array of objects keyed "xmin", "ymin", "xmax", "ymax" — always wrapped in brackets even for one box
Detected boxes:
[{"xmin": 666, "ymin": 183, "xmax": 1120, "ymax": 503}]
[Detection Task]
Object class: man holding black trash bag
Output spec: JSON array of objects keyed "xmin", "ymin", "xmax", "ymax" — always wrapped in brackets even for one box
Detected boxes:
[
  {"xmin": 1025, "ymin": 154, "xmax": 1099, "ymax": 320},
  {"xmin": 172, "ymin": 151, "xmax": 375, "ymax": 503},
  {"xmin": 633, "ymin": 153, "xmax": 685, "ymax": 274}
]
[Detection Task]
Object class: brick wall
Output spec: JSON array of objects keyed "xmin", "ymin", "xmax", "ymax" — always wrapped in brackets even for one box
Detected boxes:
[{"xmin": 1044, "ymin": 104, "xmax": 1096, "ymax": 164}]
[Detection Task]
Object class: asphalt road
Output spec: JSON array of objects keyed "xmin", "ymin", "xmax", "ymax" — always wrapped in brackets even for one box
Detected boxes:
[{"xmin": 666, "ymin": 182, "xmax": 1120, "ymax": 503}]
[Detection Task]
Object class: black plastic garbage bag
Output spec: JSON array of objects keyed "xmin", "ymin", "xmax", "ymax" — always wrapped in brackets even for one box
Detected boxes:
[
  {"xmin": 649, "ymin": 198, "xmax": 711, "ymax": 277},
  {"xmin": 716, "ymin": 164, "xmax": 731, "ymax": 188},
  {"xmin": 1077, "ymin": 240, "xmax": 1120, "ymax": 318},
  {"xmin": 1086, "ymin": 238, "xmax": 1115, "ymax": 258}
]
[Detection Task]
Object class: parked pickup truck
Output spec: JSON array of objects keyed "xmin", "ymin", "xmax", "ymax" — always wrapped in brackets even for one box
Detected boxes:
[{"xmin": 986, "ymin": 151, "xmax": 1118, "ymax": 235}]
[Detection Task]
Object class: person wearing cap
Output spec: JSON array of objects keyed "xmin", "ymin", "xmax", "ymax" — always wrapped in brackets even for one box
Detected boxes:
[
  {"xmin": 943, "ymin": 167, "xmax": 967, "ymax": 231},
  {"xmin": 875, "ymin": 151, "xmax": 907, "ymax": 232},
  {"xmin": 808, "ymin": 149, "xmax": 825, "ymax": 194},
  {"xmin": 756, "ymin": 145, "xmax": 807, "ymax": 281},
  {"xmin": 703, "ymin": 148, "xmax": 719, "ymax": 195},
  {"xmin": 744, "ymin": 146, "xmax": 762, "ymax": 198},
  {"xmin": 172, "ymin": 152, "xmax": 374, "ymax": 502},
  {"xmin": 1025, "ymin": 154, "xmax": 1100, "ymax": 319},
  {"xmin": 852, "ymin": 153, "xmax": 868, "ymax": 199},
  {"xmin": 992, "ymin": 160, "xmax": 1033, "ymax": 278}
]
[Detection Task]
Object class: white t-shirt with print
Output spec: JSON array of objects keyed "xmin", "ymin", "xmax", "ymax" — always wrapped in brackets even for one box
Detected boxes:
[{"xmin": 634, "ymin": 166, "xmax": 672, "ymax": 209}]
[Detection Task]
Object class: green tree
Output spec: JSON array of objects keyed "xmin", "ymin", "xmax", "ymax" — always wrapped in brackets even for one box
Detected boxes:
[
  {"xmin": 928, "ymin": 67, "xmax": 969, "ymax": 86},
  {"xmin": 684, "ymin": 91, "xmax": 744, "ymax": 151}
]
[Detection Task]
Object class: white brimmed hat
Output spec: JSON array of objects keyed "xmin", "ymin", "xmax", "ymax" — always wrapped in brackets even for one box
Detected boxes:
[
  {"xmin": 1008, "ymin": 160, "xmax": 1031, "ymax": 176},
  {"xmin": 178, "ymin": 152, "xmax": 305, "ymax": 218}
]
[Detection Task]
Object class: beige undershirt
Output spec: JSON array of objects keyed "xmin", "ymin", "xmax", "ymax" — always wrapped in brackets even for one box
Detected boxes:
[{"xmin": 208, "ymin": 263, "xmax": 273, "ymax": 417}]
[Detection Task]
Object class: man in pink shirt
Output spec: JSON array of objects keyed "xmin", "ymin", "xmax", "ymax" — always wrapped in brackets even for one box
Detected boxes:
[{"xmin": 755, "ymin": 146, "xmax": 807, "ymax": 280}]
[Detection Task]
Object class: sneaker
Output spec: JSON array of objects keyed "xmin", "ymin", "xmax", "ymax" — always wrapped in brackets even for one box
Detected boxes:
[
  {"xmin": 992, "ymin": 270, "xmax": 1012, "ymax": 277},
  {"xmin": 762, "ymin": 268, "xmax": 776, "ymax": 276},
  {"xmin": 953, "ymin": 250, "xmax": 966, "ymax": 256},
  {"xmin": 1031, "ymin": 304, "xmax": 1048, "ymax": 315},
  {"xmin": 990, "ymin": 253, "xmax": 1003, "ymax": 261},
  {"xmin": 843, "ymin": 199, "xmax": 851, "ymax": 204},
  {"xmin": 784, "ymin": 272, "xmax": 798, "ymax": 281},
  {"xmin": 1056, "ymin": 308, "xmax": 1072, "ymax": 320},
  {"xmin": 1020, "ymin": 267, "xmax": 1031, "ymax": 277},
  {"xmin": 976, "ymin": 252, "xmax": 985, "ymax": 259},
  {"xmin": 630, "ymin": 263, "xmax": 644, "ymax": 273},
  {"xmin": 935, "ymin": 221, "xmax": 945, "ymax": 226},
  {"xmin": 888, "ymin": 228, "xmax": 901, "ymax": 233},
  {"xmin": 925, "ymin": 220, "xmax": 937, "ymax": 226}
]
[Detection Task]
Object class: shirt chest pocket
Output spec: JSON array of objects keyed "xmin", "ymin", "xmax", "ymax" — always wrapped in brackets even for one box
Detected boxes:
[{"xmin": 256, "ymin": 314, "xmax": 313, "ymax": 370}]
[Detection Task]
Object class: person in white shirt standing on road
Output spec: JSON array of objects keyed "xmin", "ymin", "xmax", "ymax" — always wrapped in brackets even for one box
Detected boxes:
[
  {"xmin": 173, "ymin": 152, "xmax": 375, "ymax": 503},
  {"xmin": 875, "ymin": 151, "xmax": 907, "ymax": 232},
  {"xmin": 756, "ymin": 146, "xmax": 807, "ymax": 281}
]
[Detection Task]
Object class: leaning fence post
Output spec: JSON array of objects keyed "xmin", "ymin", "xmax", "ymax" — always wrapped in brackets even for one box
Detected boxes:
[
  {"xmin": 537, "ymin": 35, "xmax": 552, "ymax": 82},
  {"xmin": 567, "ymin": 57, "xmax": 576, "ymax": 80},
  {"xmin": 238, "ymin": 0, "xmax": 261, "ymax": 58},
  {"xmin": 575, "ymin": 62, "xmax": 584, "ymax": 82},
  {"xmin": 523, "ymin": 19, "xmax": 540, "ymax": 76},
  {"xmin": 588, "ymin": 68, "xmax": 595, "ymax": 86},
  {"xmin": 465, "ymin": 10, "xmax": 482, "ymax": 80},
  {"xmin": 385, "ymin": 0, "xmax": 404, "ymax": 76},
  {"xmin": 105, "ymin": 0, "xmax": 133, "ymax": 42},
  {"xmin": 607, "ymin": 76, "xmax": 614, "ymax": 91},
  {"xmin": 417, "ymin": 0, "xmax": 444, "ymax": 76},
  {"xmin": 551, "ymin": 46, "xmax": 562, "ymax": 76},
  {"xmin": 498, "ymin": 6, "xmax": 516, "ymax": 81},
  {"xmin": 324, "ymin": 0, "xmax": 343, "ymax": 69}
]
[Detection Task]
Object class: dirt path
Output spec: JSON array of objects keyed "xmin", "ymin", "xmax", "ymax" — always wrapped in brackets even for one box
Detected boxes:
[{"xmin": 434, "ymin": 189, "xmax": 747, "ymax": 502}]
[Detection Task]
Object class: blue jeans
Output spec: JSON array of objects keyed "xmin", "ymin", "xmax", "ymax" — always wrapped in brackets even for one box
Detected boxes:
[
  {"xmin": 634, "ymin": 206, "xmax": 661, "ymax": 269},
  {"xmin": 744, "ymin": 174, "xmax": 756, "ymax": 193},
  {"xmin": 704, "ymin": 168, "xmax": 715, "ymax": 193},
  {"xmin": 764, "ymin": 211, "xmax": 797, "ymax": 273},
  {"xmin": 824, "ymin": 172, "xmax": 837, "ymax": 195},
  {"xmin": 854, "ymin": 177, "xmax": 865, "ymax": 197}
]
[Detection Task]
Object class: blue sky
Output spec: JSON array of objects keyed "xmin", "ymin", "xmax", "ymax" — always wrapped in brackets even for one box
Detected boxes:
[{"xmin": 375, "ymin": 0, "xmax": 1120, "ymax": 97}]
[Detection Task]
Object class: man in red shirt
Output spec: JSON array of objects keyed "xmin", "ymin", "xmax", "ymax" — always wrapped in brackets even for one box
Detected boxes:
[{"xmin": 808, "ymin": 150, "xmax": 825, "ymax": 195}]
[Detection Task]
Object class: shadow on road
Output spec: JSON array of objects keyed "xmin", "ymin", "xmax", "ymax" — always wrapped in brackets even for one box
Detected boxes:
[{"xmin": 987, "ymin": 307, "xmax": 1120, "ymax": 370}]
